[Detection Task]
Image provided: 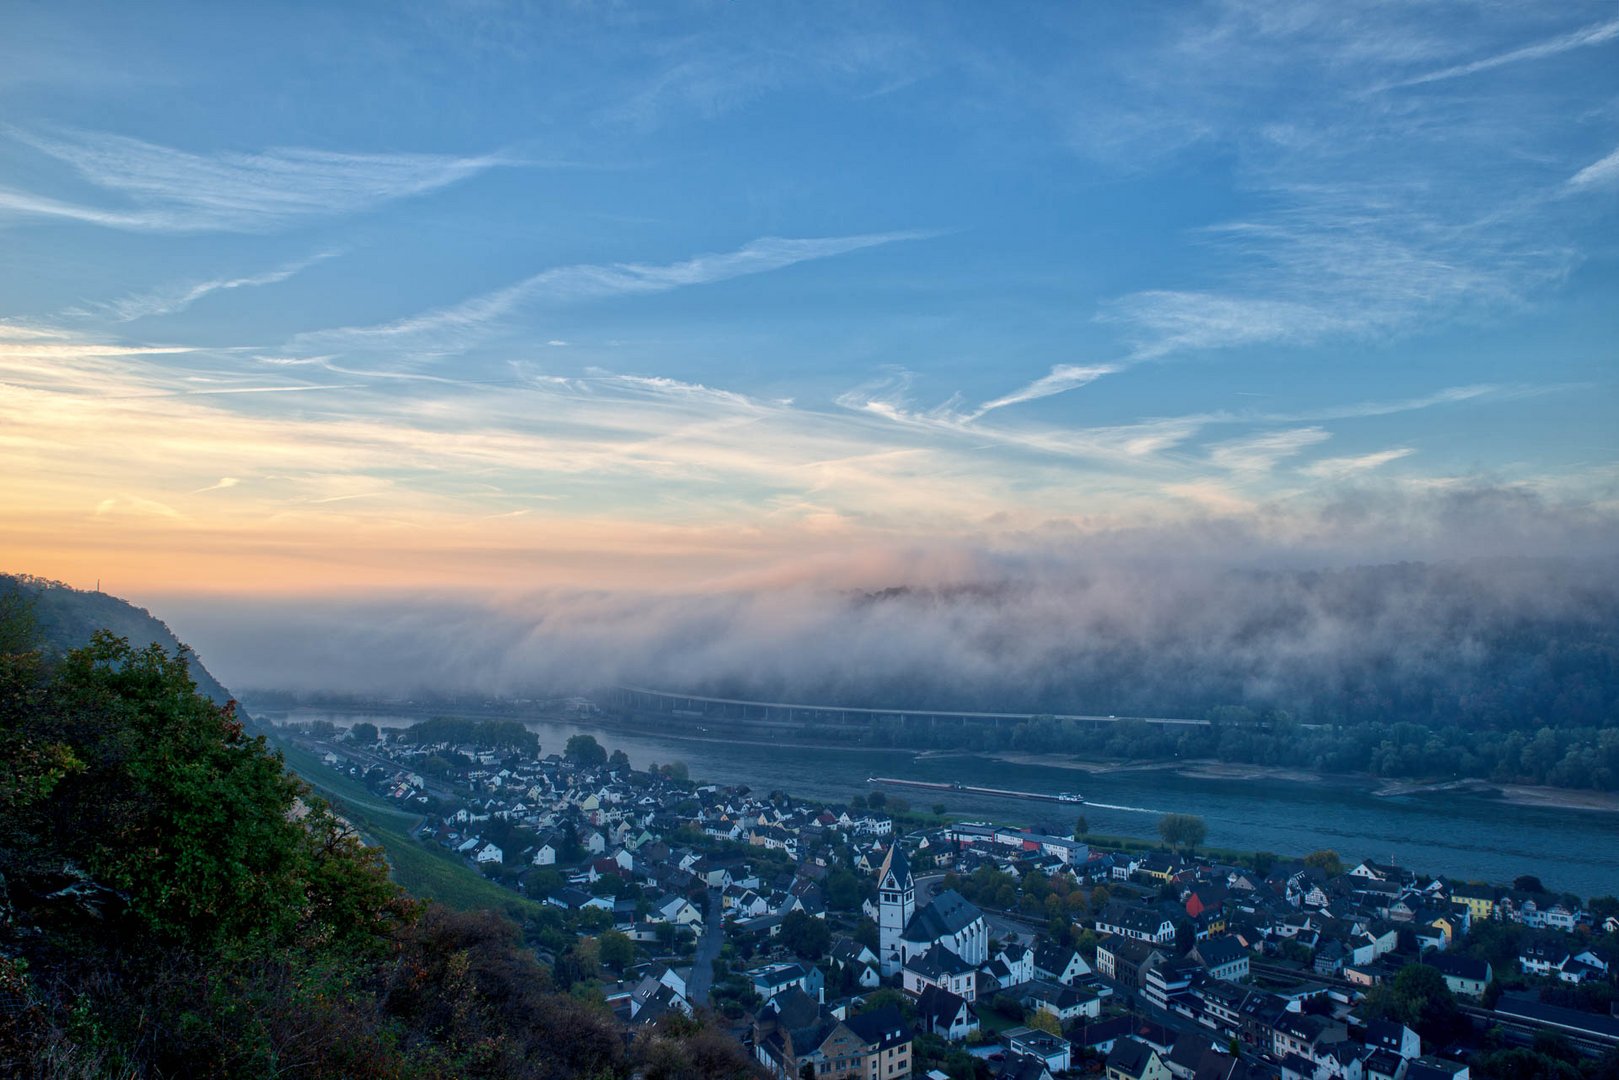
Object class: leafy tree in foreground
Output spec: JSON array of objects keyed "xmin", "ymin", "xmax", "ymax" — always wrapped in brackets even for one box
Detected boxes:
[{"xmin": 0, "ymin": 629, "xmax": 739, "ymax": 1079}]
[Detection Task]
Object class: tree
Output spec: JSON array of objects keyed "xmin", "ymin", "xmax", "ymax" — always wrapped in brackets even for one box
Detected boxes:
[
  {"xmin": 1026, "ymin": 1009, "xmax": 1061, "ymax": 1036},
  {"xmin": 826, "ymin": 869, "xmax": 866, "ymax": 912},
  {"xmin": 781, "ymin": 910, "xmax": 831, "ymax": 960},
  {"xmin": 1158, "ymin": 813, "xmax": 1208, "ymax": 852},
  {"xmin": 349, "ymin": 721, "xmax": 379, "ymax": 744},
  {"xmin": 1073, "ymin": 815, "xmax": 1089, "ymax": 839},
  {"xmin": 565, "ymin": 734, "xmax": 608, "ymax": 766},
  {"xmin": 609, "ymin": 748, "xmax": 630, "ymax": 768},
  {"xmin": 1514, "ymin": 874, "xmax": 1546, "ymax": 894},
  {"xmin": 858, "ymin": 988, "xmax": 914, "ymax": 1021},
  {"xmin": 1304, "ymin": 849, "xmax": 1344, "ymax": 876},
  {"xmin": 1363, "ymin": 962, "xmax": 1464, "ymax": 1045},
  {"xmin": 599, "ymin": 929, "xmax": 635, "ymax": 972},
  {"xmin": 13, "ymin": 633, "xmax": 412, "ymax": 953}
]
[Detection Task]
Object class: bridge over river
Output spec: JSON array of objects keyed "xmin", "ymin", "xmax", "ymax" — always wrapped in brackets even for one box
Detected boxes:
[{"xmin": 611, "ymin": 685, "xmax": 1210, "ymax": 729}]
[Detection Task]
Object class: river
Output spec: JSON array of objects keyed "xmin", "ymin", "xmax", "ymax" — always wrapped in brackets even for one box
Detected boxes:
[{"xmin": 284, "ymin": 708, "xmax": 1619, "ymax": 900}]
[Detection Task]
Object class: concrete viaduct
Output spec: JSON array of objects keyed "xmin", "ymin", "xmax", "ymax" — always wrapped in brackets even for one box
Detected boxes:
[{"xmin": 610, "ymin": 685, "xmax": 1208, "ymax": 729}]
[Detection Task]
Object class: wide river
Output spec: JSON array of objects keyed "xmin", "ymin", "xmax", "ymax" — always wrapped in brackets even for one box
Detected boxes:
[{"xmin": 287, "ymin": 708, "xmax": 1619, "ymax": 900}]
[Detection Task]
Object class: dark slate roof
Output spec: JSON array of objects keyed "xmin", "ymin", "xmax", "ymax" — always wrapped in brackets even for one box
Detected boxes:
[
  {"xmin": 1193, "ymin": 1052, "xmax": 1256, "ymax": 1080},
  {"xmin": 1190, "ymin": 936, "xmax": 1247, "ymax": 968},
  {"xmin": 1072, "ymin": 1015, "xmax": 1133, "ymax": 1047},
  {"xmin": 916, "ymin": 984, "xmax": 972, "ymax": 1032},
  {"xmin": 996, "ymin": 1053, "xmax": 1052, "ymax": 1080},
  {"xmin": 878, "ymin": 844, "xmax": 911, "ymax": 888},
  {"xmin": 1364, "ymin": 1049, "xmax": 1405, "ymax": 1078},
  {"xmin": 1034, "ymin": 938, "xmax": 1080, "ymax": 974},
  {"xmin": 907, "ymin": 942, "xmax": 977, "ymax": 979},
  {"xmin": 1106, "ymin": 1038, "xmax": 1158, "ymax": 1079},
  {"xmin": 844, "ymin": 1005, "xmax": 913, "ymax": 1051},
  {"xmin": 1493, "ymin": 994, "xmax": 1619, "ymax": 1039},
  {"xmin": 1100, "ymin": 935, "xmax": 1168, "ymax": 966},
  {"xmin": 1424, "ymin": 954, "xmax": 1490, "ymax": 982},
  {"xmin": 1363, "ymin": 1019, "xmax": 1411, "ymax": 1052},
  {"xmin": 1167, "ymin": 1033, "xmax": 1217, "ymax": 1072},
  {"xmin": 766, "ymin": 985, "xmax": 824, "ymax": 1030},
  {"xmin": 902, "ymin": 889, "xmax": 982, "ymax": 942}
]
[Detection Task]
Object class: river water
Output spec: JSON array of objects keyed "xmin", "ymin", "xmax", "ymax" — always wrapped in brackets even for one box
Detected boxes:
[{"xmin": 287, "ymin": 709, "xmax": 1619, "ymax": 900}]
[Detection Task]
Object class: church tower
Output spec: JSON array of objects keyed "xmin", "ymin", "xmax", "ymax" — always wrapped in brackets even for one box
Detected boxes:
[{"xmin": 877, "ymin": 843, "xmax": 914, "ymax": 976}]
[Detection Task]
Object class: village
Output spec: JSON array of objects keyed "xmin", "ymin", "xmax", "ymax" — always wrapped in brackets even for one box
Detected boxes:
[{"xmin": 295, "ymin": 719, "xmax": 1619, "ymax": 1080}]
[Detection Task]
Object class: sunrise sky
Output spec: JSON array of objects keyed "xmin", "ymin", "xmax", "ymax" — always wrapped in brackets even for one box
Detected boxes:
[{"xmin": 3, "ymin": 3, "xmax": 1617, "ymax": 604}]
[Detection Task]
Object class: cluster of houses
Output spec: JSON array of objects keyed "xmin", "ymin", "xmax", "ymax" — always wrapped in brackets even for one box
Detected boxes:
[{"xmin": 310, "ymin": 730, "xmax": 1616, "ymax": 1080}]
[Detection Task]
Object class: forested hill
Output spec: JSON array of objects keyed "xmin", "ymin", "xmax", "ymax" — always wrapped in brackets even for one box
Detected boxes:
[
  {"xmin": 0, "ymin": 598, "xmax": 753, "ymax": 1077},
  {"xmin": 0, "ymin": 574, "xmax": 235, "ymax": 706}
]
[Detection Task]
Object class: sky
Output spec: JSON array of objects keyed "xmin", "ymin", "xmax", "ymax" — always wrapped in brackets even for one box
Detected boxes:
[{"xmin": 2, "ymin": 1, "xmax": 1617, "ymax": 639}]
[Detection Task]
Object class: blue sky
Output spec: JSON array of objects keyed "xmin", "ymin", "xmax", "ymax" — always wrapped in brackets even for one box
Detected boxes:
[{"xmin": 2, "ymin": 1, "xmax": 1616, "ymax": 596}]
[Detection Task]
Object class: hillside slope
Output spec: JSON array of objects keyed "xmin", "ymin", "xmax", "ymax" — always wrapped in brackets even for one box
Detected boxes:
[{"xmin": 0, "ymin": 573, "xmax": 235, "ymax": 705}]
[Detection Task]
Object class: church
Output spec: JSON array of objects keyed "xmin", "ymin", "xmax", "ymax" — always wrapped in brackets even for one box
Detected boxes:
[{"xmin": 877, "ymin": 844, "xmax": 990, "ymax": 977}]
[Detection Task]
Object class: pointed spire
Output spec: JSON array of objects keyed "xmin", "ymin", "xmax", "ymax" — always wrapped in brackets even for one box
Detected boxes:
[{"xmin": 878, "ymin": 842, "xmax": 911, "ymax": 889}]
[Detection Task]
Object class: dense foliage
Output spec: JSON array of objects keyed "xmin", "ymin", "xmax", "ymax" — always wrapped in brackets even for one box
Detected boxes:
[
  {"xmin": 805, "ymin": 704, "xmax": 1619, "ymax": 791},
  {"xmin": 0, "ymin": 622, "xmax": 753, "ymax": 1079},
  {"xmin": 397, "ymin": 715, "xmax": 540, "ymax": 753}
]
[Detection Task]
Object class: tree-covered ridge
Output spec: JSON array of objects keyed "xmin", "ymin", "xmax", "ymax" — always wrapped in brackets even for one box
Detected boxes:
[
  {"xmin": 0, "ymin": 573, "xmax": 235, "ymax": 705},
  {"xmin": 0, "ymin": 628, "xmax": 754, "ymax": 1078}
]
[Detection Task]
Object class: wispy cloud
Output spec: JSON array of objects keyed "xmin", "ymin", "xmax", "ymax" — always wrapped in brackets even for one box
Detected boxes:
[
  {"xmin": 87, "ymin": 250, "xmax": 342, "ymax": 321},
  {"xmin": 1101, "ymin": 290, "xmax": 1348, "ymax": 361},
  {"xmin": 1208, "ymin": 427, "xmax": 1331, "ymax": 473},
  {"xmin": 1301, "ymin": 448, "xmax": 1414, "ymax": 479},
  {"xmin": 301, "ymin": 231, "xmax": 933, "ymax": 359},
  {"xmin": 191, "ymin": 477, "xmax": 241, "ymax": 494},
  {"xmin": 973, "ymin": 364, "xmax": 1117, "ymax": 417},
  {"xmin": 1567, "ymin": 146, "xmax": 1619, "ymax": 192},
  {"xmin": 1383, "ymin": 17, "xmax": 1619, "ymax": 89},
  {"xmin": 0, "ymin": 127, "xmax": 506, "ymax": 231}
]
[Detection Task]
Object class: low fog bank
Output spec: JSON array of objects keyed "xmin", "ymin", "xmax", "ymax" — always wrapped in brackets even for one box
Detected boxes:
[{"xmin": 156, "ymin": 487, "xmax": 1619, "ymax": 727}]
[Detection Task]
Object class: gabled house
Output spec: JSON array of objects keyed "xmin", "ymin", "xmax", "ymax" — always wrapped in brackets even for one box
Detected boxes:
[
  {"xmin": 1097, "ymin": 902, "xmax": 1179, "ymax": 945},
  {"xmin": 903, "ymin": 943, "xmax": 979, "ymax": 1002},
  {"xmin": 916, "ymin": 984, "xmax": 979, "ymax": 1042},
  {"xmin": 1424, "ymin": 955, "xmax": 1490, "ymax": 999},
  {"xmin": 1187, "ymin": 936, "xmax": 1249, "ymax": 983},
  {"xmin": 1034, "ymin": 937, "xmax": 1094, "ymax": 986},
  {"xmin": 1107, "ymin": 1038, "xmax": 1171, "ymax": 1080}
]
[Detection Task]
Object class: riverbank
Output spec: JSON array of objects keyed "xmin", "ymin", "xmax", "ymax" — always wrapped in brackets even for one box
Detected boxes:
[
  {"xmin": 984, "ymin": 751, "xmax": 1619, "ymax": 813},
  {"xmin": 277, "ymin": 708, "xmax": 1619, "ymax": 897},
  {"xmin": 295, "ymin": 703, "xmax": 1619, "ymax": 814}
]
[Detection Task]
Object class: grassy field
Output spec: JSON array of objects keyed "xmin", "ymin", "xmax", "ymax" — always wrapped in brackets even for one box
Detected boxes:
[{"xmin": 273, "ymin": 737, "xmax": 543, "ymax": 918}]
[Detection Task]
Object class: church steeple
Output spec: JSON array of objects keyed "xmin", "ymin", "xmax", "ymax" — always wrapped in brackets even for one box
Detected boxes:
[{"xmin": 877, "ymin": 843, "xmax": 914, "ymax": 976}]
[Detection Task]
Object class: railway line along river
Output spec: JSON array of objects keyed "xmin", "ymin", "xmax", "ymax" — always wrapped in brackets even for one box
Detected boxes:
[{"xmin": 282, "ymin": 707, "xmax": 1619, "ymax": 900}]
